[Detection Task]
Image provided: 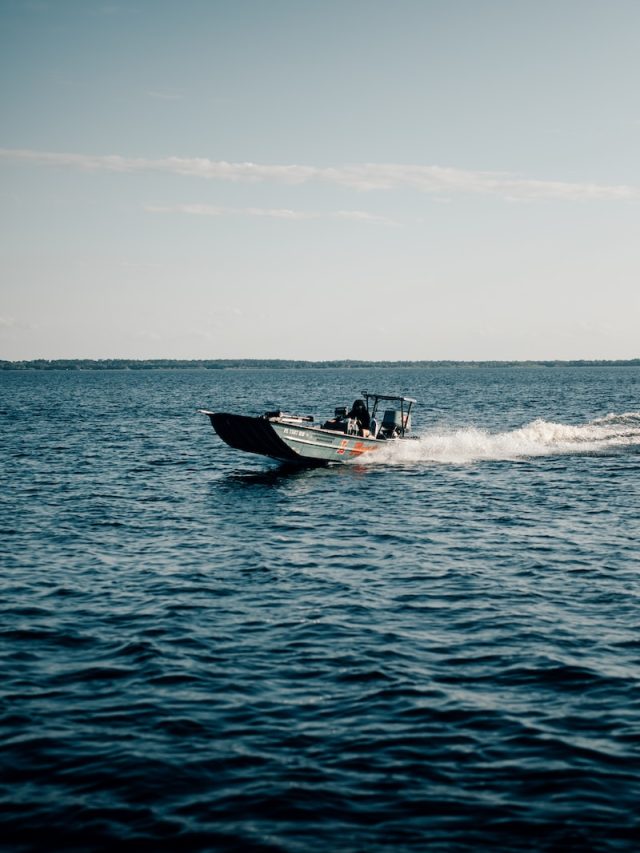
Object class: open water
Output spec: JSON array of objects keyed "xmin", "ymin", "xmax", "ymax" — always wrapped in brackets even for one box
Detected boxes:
[{"xmin": 1, "ymin": 366, "xmax": 639, "ymax": 851}]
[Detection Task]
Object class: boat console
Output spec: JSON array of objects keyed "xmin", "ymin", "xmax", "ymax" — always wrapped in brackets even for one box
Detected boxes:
[{"xmin": 321, "ymin": 392, "xmax": 415, "ymax": 439}]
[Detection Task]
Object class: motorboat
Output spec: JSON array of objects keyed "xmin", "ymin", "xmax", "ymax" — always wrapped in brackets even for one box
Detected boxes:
[{"xmin": 200, "ymin": 391, "xmax": 416, "ymax": 465}]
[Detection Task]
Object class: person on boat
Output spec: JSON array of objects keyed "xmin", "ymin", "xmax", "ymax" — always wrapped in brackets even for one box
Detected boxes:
[{"xmin": 347, "ymin": 399, "xmax": 371, "ymax": 436}]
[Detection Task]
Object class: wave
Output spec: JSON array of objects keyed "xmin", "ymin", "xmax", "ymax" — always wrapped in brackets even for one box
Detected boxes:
[{"xmin": 363, "ymin": 412, "xmax": 640, "ymax": 465}]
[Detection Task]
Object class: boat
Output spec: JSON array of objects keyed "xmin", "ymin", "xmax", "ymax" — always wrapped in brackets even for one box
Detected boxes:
[{"xmin": 200, "ymin": 391, "xmax": 416, "ymax": 465}]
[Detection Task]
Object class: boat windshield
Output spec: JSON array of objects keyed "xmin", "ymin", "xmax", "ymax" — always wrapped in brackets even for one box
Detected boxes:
[{"xmin": 361, "ymin": 391, "xmax": 416, "ymax": 437}]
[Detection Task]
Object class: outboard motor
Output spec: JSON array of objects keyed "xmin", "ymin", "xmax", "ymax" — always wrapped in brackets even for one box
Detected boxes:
[{"xmin": 322, "ymin": 406, "xmax": 350, "ymax": 433}]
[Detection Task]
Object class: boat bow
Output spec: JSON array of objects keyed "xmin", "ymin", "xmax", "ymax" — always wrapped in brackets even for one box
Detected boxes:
[{"xmin": 201, "ymin": 411, "xmax": 300, "ymax": 461}]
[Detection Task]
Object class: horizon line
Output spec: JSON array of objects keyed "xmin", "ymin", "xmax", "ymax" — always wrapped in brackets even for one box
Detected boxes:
[{"xmin": 2, "ymin": 357, "xmax": 639, "ymax": 369}]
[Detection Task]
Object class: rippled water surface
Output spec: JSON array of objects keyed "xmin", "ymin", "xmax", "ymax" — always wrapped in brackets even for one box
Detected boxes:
[{"xmin": 1, "ymin": 367, "xmax": 639, "ymax": 851}]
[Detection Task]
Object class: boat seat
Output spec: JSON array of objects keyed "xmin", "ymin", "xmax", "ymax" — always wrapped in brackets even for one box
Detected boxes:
[{"xmin": 381, "ymin": 409, "xmax": 410, "ymax": 435}]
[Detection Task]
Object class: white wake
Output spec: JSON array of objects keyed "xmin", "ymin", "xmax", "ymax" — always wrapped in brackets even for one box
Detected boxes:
[{"xmin": 362, "ymin": 412, "xmax": 640, "ymax": 466}]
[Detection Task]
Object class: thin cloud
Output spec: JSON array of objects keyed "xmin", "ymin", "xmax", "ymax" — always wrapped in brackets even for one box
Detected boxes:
[
  {"xmin": 146, "ymin": 89, "xmax": 184, "ymax": 101},
  {"xmin": 0, "ymin": 315, "xmax": 39, "ymax": 332},
  {"xmin": 333, "ymin": 210, "xmax": 399, "ymax": 225},
  {"xmin": 146, "ymin": 203, "xmax": 309, "ymax": 219},
  {"xmin": 145, "ymin": 203, "xmax": 398, "ymax": 224},
  {"xmin": 1, "ymin": 147, "xmax": 638, "ymax": 202}
]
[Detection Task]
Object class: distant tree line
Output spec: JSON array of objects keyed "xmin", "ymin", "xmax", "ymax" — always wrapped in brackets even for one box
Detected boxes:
[{"xmin": 1, "ymin": 358, "xmax": 639, "ymax": 370}]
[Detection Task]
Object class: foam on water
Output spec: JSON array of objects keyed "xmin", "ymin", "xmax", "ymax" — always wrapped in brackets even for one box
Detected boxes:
[{"xmin": 364, "ymin": 412, "xmax": 640, "ymax": 465}]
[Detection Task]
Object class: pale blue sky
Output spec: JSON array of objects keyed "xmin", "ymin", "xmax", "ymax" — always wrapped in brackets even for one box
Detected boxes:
[{"xmin": 1, "ymin": 0, "xmax": 639, "ymax": 360}]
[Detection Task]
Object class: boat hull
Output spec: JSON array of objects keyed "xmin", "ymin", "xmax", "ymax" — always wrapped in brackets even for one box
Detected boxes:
[
  {"xmin": 203, "ymin": 412, "xmax": 384, "ymax": 464},
  {"xmin": 271, "ymin": 421, "xmax": 382, "ymax": 463}
]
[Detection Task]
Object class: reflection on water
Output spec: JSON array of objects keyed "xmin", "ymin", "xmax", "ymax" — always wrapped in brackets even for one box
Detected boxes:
[{"xmin": 227, "ymin": 461, "xmax": 326, "ymax": 485}]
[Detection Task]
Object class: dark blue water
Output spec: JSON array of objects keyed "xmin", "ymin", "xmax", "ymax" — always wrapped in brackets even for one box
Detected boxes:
[{"xmin": 1, "ymin": 367, "xmax": 639, "ymax": 851}]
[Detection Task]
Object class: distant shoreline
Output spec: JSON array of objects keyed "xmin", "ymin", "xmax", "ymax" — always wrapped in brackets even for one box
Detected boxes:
[{"xmin": 2, "ymin": 358, "xmax": 639, "ymax": 370}]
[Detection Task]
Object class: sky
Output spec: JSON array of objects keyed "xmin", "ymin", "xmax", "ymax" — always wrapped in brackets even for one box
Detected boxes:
[{"xmin": 1, "ymin": 0, "xmax": 639, "ymax": 361}]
